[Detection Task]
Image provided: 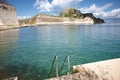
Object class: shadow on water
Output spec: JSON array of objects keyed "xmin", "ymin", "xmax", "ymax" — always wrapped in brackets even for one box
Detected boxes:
[{"xmin": 0, "ymin": 63, "xmax": 48, "ymax": 80}]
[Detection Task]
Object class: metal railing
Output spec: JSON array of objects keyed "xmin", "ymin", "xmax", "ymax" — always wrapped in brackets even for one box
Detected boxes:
[{"xmin": 48, "ymin": 55, "xmax": 70, "ymax": 78}]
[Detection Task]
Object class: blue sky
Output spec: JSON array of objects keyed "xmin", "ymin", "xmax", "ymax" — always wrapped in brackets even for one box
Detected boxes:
[{"xmin": 8, "ymin": 0, "xmax": 120, "ymax": 19}]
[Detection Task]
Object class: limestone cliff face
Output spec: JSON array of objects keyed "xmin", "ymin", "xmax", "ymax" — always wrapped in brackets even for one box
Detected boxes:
[
  {"xmin": 0, "ymin": 3, "xmax": 19, "ymax": 26},
  {"xmin": 19, "ymin": 14, "xmax": 98, "ymax": 26}
]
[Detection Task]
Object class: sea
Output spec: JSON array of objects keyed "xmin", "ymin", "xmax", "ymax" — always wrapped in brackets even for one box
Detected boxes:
[{"xmin": 0, "ymin": 18, "xmax": 120, "ymax": 80}]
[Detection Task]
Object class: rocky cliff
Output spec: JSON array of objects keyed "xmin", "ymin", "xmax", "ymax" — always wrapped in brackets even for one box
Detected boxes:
[
  {"xmin": 60, "ymin": 8, "xmax": 104, "ymax": 24},
  {"xmin": 0, "ymin": 3, "xmax": 19, "ymax": 26}
]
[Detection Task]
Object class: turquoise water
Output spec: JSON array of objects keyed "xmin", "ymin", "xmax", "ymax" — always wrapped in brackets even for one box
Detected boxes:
[{"xmin": 0, "ymin": 23, "xmax": 120, "ymax": 80}]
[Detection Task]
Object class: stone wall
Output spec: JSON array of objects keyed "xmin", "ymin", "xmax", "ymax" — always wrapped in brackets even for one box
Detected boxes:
[
  {"xmin": 0, "ymin": 3, "xmax": 19, "ymax": 26},
  {"xmin": 36, "ymin": 15, "xmax": 63, "ymax": 23}
]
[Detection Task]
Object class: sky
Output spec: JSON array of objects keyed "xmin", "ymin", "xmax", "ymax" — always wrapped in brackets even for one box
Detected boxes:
[{"xmin": 6, "ymin": 0, "xmax": 120, "ymax": 19}]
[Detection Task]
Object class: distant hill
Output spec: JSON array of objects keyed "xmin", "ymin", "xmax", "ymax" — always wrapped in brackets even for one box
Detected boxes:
[
  {"xmin": 60, "ymin": 8, "xmax": 104, "ymax": 24},
  {"xmin": 19, "ymin": 8, "xmax": 105, "ymax": 26}
]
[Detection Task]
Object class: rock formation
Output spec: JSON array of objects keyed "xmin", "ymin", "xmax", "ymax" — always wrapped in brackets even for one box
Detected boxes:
[
  {"xmin": 60, "ymin": 8, "xmax": 104, "ymax": 24},
  {"xmin": 0, "ymin": 3, "xmax": 19, "ymax": 26}
]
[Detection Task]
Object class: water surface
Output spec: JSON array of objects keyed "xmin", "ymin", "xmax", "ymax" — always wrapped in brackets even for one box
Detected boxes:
[{"xmin": 0, "ymin": 23, "xmax": 120, "ymax": 80}]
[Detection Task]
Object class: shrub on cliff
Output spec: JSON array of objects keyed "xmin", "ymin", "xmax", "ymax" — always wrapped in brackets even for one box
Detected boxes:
[{"xmin": 60, "ymin": 8, "xmax": 82, "ymax": 18}]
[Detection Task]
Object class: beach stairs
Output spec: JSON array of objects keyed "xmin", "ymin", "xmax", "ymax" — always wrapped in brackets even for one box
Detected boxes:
[{"xmin": 47, "ymin": 55, "xmax": 70, "ymax": 79}]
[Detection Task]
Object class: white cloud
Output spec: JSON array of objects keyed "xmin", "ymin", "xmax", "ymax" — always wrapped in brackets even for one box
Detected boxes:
[
  {"xmin": 106, "ymin": 9, "xmax": 120, "ymax": 18},
  {"xmin": 79, "ymin": 3, "xmax": 120, "ymax": 18},
  {"xmin": 34, "ymin": 0, "xmax": 120, "ymax": 18},
  {"xmin": 34, "ymin": 0, "xmax": 52, "ymax": 12},
  {"xmin": 51, "ymin": 0, "xmax": 82, "ymax": 8},
  {"xmin": 18, "ymin": 16, "xmax": 31, "ymax": 19},
  {"xmin": 81, "ymin": 3, "xmax": 112, "ymax": 13},
  {"xmin": 34, "ymin": 0, "xmax": 82, "ymax": 13}
]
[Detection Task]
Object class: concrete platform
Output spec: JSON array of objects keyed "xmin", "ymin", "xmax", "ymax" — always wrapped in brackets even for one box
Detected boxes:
[{"xmin": 47, "ymin": 58, "xmax": 120, "ymax": 80}]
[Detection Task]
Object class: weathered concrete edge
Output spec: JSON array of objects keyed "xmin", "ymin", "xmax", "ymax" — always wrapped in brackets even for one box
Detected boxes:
[{"xmin": 47, "ymin": 58, "xmax": 120, "ymax": 80}]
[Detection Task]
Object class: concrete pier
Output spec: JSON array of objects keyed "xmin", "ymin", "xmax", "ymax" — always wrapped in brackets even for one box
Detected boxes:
[{"xmin": 47, "ymin": 58, "xmax": 120, "ymax": 80}]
